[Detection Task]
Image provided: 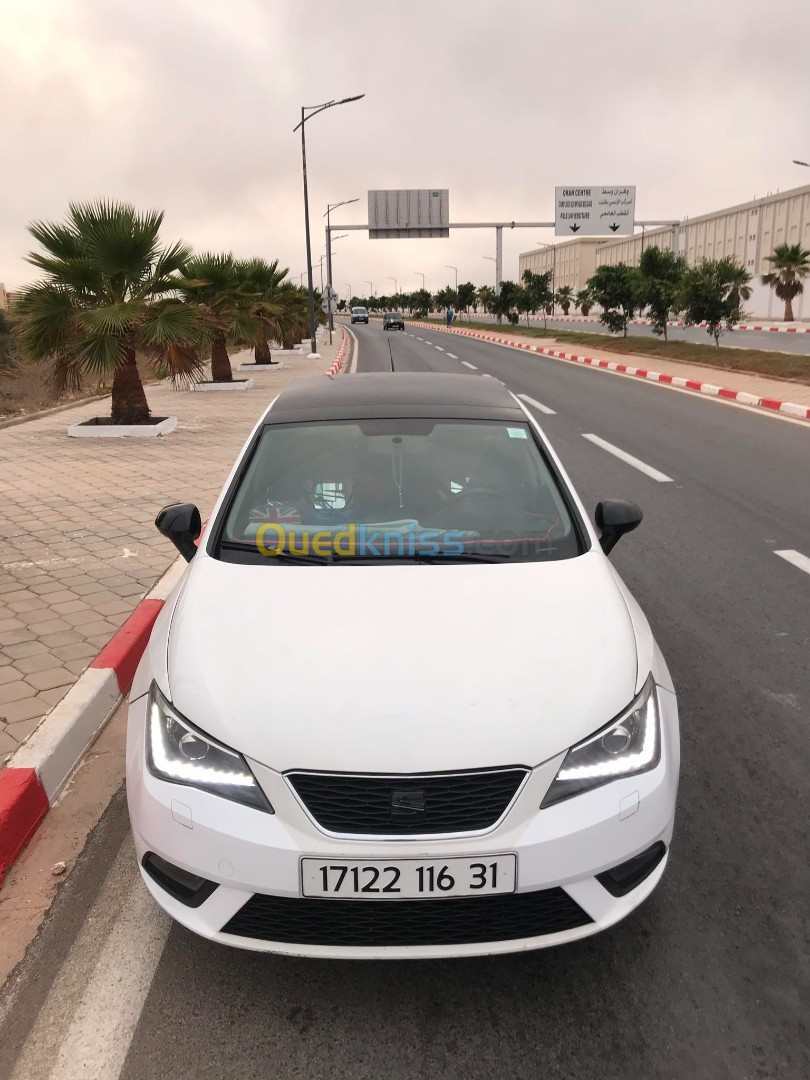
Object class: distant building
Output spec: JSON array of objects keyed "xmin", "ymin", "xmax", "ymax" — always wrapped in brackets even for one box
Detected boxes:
[
  {"xmin": 519, "ymin": 238, "xmax": 603, "ymax": 294},
  {"xmin": 519, "ymin": 183, "xmax": 810, "ymax": 319}
]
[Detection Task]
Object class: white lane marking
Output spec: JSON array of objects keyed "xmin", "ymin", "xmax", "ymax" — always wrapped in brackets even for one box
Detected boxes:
[
  {"xmin": 461, "ymin": 361, "xmax": 478, "ymax": 370},
  {"xmin": 416, "ymin": 336, "xmax": 424, "ymax": 341},
  {"xmin": 582, "ymin": 434, "xmax": 674, "ymax": 482},
  {"xmin": 435, "ymin": 346, "xmax": 445, "ymax": 351},
  {"xmin": 45, "ymin": 873, "xmax": 171, "ymax": 1080},
  {"xmin": 774, "ymin": 549, "xmax": 810, "ymax": 577},
  {"xmin": 518, "ymin": 392, "xmax": 556, "ymax": 416},
  {"xmin": 9, "ymin": 837, "xmax": 170, "ymax": 1080},
  {"xmin": 446, "ymin": 352, "xmax": 458, "ymax": 359}
]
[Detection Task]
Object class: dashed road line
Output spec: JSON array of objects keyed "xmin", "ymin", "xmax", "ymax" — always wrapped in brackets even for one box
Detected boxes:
[
  {"xmin": 446, "ymin": 353, "xmax": 458, "ymax": 359},
  {"xmin": 774, "ymin": 549, "xmax": 810, "ymax": 577},
  {"xmin": 461, "ymin": 361, "xmax": 478, "ymax": 370},
  {"xmin": 435, "ymin": 346, "xmax": 444, "ymax": 351},
  {"xmin": 582, "ymin": 434, "xmax": 674, "ymax": 482},
  {"xmin": 518, "ymin": 393, "xmax": 556, "ymax": 416}
]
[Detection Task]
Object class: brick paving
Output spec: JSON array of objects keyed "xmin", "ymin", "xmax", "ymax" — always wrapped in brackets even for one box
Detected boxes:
[{"xmin": 0, "ymin": 336, "xmax": 342, "ymax": 764}]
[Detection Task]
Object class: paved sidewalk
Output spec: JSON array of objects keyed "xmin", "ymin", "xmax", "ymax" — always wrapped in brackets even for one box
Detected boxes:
[
  {"xmin": 432, "ymin": 324, "xmax": 810, "ymax": 409},
  {"xmin": 0, "ymin": 334, "xmax": 342, "ymax": 765}
]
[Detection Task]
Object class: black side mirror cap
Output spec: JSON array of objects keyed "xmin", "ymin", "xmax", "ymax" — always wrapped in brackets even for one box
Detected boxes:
[
  {"xmin": 155, "ymin": 503, "xmax": 202, "ymax": 562},
  {"xmin": 595, "ymin": 499, "xmax": 643, "ymax": 555}
]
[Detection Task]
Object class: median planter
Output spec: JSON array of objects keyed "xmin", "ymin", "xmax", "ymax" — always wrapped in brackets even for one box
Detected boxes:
[
  {"xmin": 191, "ymin": 379, "xmax": 254, "ymax": 392},
  {"xmin": 237, "ymin": 361, "xmax": 284, "ymax": 372},
  {"xmin": 68, "ymin": 416, "xmax": 177, "ymax": 438}
]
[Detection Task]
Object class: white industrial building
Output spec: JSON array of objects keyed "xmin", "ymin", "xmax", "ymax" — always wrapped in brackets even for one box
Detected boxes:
[{"xmin": 519, "ymin": 184, "xmax": 810, "ymax": 319}]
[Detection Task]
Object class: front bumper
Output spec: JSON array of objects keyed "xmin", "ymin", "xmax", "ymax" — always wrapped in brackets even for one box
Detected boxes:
[{"xmin": 126, "ymin": 687, "xmax": 679, "ymax": 959}]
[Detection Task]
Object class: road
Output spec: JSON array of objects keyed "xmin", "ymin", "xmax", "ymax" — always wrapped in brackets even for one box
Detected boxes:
[
  {"xmin": 1, "ymin": 320, "xmax": 807, "ymax": 1079},
  {"xmin": 458, "ymin": 312, "xmax": 810, "ymax": 355}
]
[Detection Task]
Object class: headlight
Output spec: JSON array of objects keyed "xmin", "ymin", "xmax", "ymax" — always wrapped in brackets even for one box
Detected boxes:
[
  {"xmin": 146, "ymin": 683, "xmax": 273, "ymax": 813},
  {"xmin": 541, "ymin": 675, "xmax": 660, "ymax": 807}
]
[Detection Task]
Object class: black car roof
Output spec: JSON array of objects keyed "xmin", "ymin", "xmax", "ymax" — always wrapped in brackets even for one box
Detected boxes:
[{"xmin": 265, "ymin": 372, "xmax": 523, "ymax": 423}]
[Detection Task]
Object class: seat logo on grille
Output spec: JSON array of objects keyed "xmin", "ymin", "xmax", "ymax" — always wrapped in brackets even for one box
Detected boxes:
[{"xmin": 391, "ymin": 789, "xmax": 425, "ymax": 815}]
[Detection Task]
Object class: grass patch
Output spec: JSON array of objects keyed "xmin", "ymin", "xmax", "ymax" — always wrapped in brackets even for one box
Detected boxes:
[{"xmin": 419, "ymin": 318, "xmax": 810, "ymax": 383}]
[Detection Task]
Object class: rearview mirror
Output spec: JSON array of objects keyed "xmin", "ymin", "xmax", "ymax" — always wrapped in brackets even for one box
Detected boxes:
[
  {"xmin": 155, "ymin": 502, "xmax": 202, "ymax": 562},
  {"xmin": 595, "ymin": 500, "xmax": 643, "ymax": 555}
]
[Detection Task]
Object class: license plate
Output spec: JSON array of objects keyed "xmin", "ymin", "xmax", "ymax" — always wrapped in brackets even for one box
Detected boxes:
[{"xmin": 301, "ymin": 855, "xmax": 516, "ymax": 899}]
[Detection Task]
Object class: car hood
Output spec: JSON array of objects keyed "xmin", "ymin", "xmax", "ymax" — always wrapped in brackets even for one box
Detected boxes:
[{"xmin": 166, "ymin": 553, "xmax": 638, "ymax": 773}]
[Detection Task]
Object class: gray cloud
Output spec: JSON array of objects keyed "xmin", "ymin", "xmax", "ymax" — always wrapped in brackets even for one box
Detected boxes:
[{"xmin": 2, "ymin": 0, "xmax": 808, "ymax": 295}]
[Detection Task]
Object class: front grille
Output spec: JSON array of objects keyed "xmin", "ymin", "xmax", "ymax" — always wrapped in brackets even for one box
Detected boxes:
[
  {"xmin": 286, "ymin": 768, "xmax": 528, "ymax": 836},
  {"xmin": 221, "ymin": 889, "xmax": 592, "ymax": 947}
]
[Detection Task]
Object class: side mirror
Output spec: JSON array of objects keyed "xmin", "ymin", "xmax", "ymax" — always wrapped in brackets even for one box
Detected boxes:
[
  {"xmin": 595, "ymin": 499, "xmax": 643, "ymax": 555},
  {"xmin": 155, "ymin": 503, "xmax": 202, "ymax": 562}
]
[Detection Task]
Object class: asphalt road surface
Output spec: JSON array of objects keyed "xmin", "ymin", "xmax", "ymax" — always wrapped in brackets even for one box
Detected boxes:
[
  {"xmin": 1, "ymin": 321, "xmax": 807, "ymax": 1079},
  {"xmin": 460, "ymin": 312, "xmax": 810, "ymax": 355}
]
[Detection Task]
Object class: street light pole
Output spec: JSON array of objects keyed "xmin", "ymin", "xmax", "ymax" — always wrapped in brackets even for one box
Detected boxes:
[
  {"xmin": 414, "ymin": 271, "xmax": 425, "ymax": 290},
  {"xmin": 294, "ymin": 95, "xmax": 364, "ymax": 357},
  {"xmin": 365, "ymin": 280, "xmax": 374, "ymax": 298},
  {"xmin": 324, "ymin": 198, "xmax": 359, "ymax": 345},
  {"xmin": 388, "ymin": 276, "xmax": 398, "ymax": 297},
  {"xmin": 445, "ymin": 264, "xmax": 458, "ymax": 291}
]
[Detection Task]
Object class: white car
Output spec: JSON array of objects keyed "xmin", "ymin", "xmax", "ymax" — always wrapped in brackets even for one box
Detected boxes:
[{"xmin": 127, "ymin": 373, "xmax": 679, "ymax": 959}]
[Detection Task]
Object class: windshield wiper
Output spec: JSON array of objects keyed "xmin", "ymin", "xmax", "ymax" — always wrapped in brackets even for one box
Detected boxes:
[
  {"xmin": 331, "ymin": 550, "xmax": 510, "ymax": 564},
  {"xmin": 219, "ymin": 540, "xmax": 331, "ymax": 565}
]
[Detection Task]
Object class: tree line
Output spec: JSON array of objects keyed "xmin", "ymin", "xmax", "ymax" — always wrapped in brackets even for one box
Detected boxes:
[
  {"xmin": 8, "ymin": 201, "xmax": 316, "ymax": 423},
  {"xmin": 347, "ymin": 242, "xmax": 809, "ymax": 347}
]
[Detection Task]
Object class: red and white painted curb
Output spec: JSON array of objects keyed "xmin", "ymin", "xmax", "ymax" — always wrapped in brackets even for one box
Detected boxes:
[
  {"xmin": 411, "ymin": 322, "xmax": 810, "ymax": 422},
  {"xmin": 326, "ymin": 326, "xmax": 349, "ymax": 375},
  {"xmin": 0, "ymin": 558, "xmax": 187, "ymax": 886},
  {"xmin": 535, "ymin": 314, "xmax": 810, "ymax": 334}
]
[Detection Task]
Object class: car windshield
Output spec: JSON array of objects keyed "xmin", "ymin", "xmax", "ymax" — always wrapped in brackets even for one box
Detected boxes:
[
  {"xmin": 217, "ymin": 418, "xmax": 583, "ymax": 563},
  {"xmin": 352, "ymin": 307, "xmax": 367, "ymax": 314}
]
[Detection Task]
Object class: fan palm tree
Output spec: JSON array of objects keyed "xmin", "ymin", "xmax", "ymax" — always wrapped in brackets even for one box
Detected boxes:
[
  {"xmin": 177, "ymin": 252, "xmax": 256, "ymax": 382},
  {"xmin": 724, "ymin": 262, "xmax": 752, "ymax": 315},
  {"xmin": 274, "ymin": 283, "xmax": 311, "ymax": 350},
  {"xmin": 235, "ymin": 258, "xmax": 289, "ymax": 363},
  {"xmin": 555, "ymin": 285, "xmax": 575, "ymax": 315},
  {"xmin": 761, "ymin": 243, "xmax": 810, "ymax": 321},
  {"xmin": 14, "ymin": 201, "xmax": 201, "ymax": 423},
  {"xmin": 0, "ymin": 310, "xmax": 18, "ymax": 375},
  {"xmin": 575, "ymin": 288, "xmax": 594, "ymax": 316}
]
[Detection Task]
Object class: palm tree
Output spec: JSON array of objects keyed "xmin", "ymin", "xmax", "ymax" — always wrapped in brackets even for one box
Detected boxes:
[
  {"xmin": 555, "ymin": 285, "xmax": 575, "ymax": 315},
  {"xmin": 725, "ymin": 263, "xmax": 752, "ymax": 316},
  {"xmin": 762, "ymin": 243, "xmax": 810, "ymax": 321},
  {"xmin": 575, "ymin": 288, "xmax": 594, "ymax": 316},
  {"xmin": 178, "ymin": 253, "xmax": 255, "ymax": 382},
  {"xmin": 235, "ymin": 258, "xmax": 288, "ymax": 363},
  {"xmin": 476, "ymin": 285, "xmax": 494, "ymax": 315},
  {"xmin": 0, "ymin": 310, "xmax": 18, "ymax": 375},
  {"xmin": 14, "ymin": 201, "xmax": 201, "ymax": 424}
]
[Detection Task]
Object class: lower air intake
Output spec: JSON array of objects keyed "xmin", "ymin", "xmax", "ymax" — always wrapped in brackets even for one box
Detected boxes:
[{"xmin": 221, "ymin": 888, "xmax": 592, "ymax": 947}]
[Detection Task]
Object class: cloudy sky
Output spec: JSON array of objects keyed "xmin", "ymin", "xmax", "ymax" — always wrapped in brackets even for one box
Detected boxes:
[{"xmin": 2, "ymin": 0, "xmax": 809, "ymax": 298}]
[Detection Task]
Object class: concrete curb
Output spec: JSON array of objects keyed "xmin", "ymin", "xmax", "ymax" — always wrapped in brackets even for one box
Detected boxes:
[
  {"xmin": 326, "ymin": 326, "xmax": 350, "ymax": 375},
  {"xmin": 0, "ymin": 556, "xmax": 186, "ymax": 886},
  {"xmin": 411, "ymin": 322, "xmax": 810, "ymax": 422},
  {"xmin": 342, "ymin": 323, "xmax": 358, "ymax": 374}
]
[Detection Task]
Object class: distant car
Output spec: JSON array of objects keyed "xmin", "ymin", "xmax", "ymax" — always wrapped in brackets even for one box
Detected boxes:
[
  {"xmin": 351, "ymin": 306, "xmax": 369, "ymax": 324},
  {"xmin": 383, "ymin": 311, "xmax": 405, "ymax": 331}
]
